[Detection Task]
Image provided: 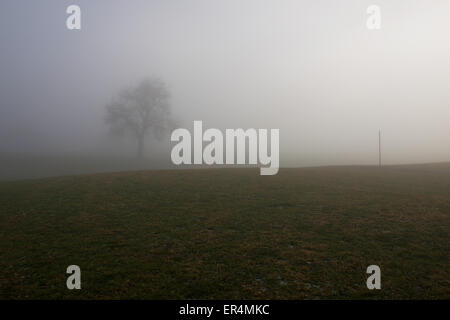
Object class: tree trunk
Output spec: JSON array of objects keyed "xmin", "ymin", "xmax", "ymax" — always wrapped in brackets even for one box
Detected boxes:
[{"xmin": 137, "ymin": 135, "xmax": 144, "ymax": 159}]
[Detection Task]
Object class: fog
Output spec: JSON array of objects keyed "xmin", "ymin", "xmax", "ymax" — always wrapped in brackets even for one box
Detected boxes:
[{"xmin": 1, "ymin": 0, "xmax": 450, "ymax": 179}]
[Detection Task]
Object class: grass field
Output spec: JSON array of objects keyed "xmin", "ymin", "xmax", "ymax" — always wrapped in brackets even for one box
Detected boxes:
[{"xmin": 0, "ymin": 164, "xmax": 449, "ymax": 299}]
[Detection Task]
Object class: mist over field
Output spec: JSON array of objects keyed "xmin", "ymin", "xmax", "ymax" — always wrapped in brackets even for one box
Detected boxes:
[
  {"xmin": 0, "ymin": 1, "xmax": 449, "ymax": 302},
  {"xmin": 1, "ymin": 0, "xmax": 450, "ymax": 179}
]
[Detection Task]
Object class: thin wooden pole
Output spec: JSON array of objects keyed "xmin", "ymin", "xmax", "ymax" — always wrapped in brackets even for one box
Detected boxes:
[{"xmin": 379, "ymin": 130, "xmax": 381, "ymax": 167}]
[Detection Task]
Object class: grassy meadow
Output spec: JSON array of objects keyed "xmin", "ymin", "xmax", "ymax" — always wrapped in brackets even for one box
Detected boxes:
[{"xmin": 0, "ymin": 164, "xmax": 449, "ymax": 299}]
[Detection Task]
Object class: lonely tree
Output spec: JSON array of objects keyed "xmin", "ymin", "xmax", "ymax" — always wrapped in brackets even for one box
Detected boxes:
[{"xmin": 105, "ymin": 78, "xmax": 172, "ymax": 158}]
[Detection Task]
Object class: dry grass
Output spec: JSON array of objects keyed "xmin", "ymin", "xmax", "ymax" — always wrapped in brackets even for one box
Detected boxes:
[{"xmin": 0, "ymin": 164, "xmax": 449, "ymax": 299}]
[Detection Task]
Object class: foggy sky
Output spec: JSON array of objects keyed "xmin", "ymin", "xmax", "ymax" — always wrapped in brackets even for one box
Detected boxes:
[{"xmin": 1, "ymin": 0, "xmax": 450, "ymax": 169}]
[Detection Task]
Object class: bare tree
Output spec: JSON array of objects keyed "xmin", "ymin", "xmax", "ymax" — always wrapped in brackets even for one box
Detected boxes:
[{"xmin": 105, "ymin": 78, "xmax": 172, "ymax": 158}]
